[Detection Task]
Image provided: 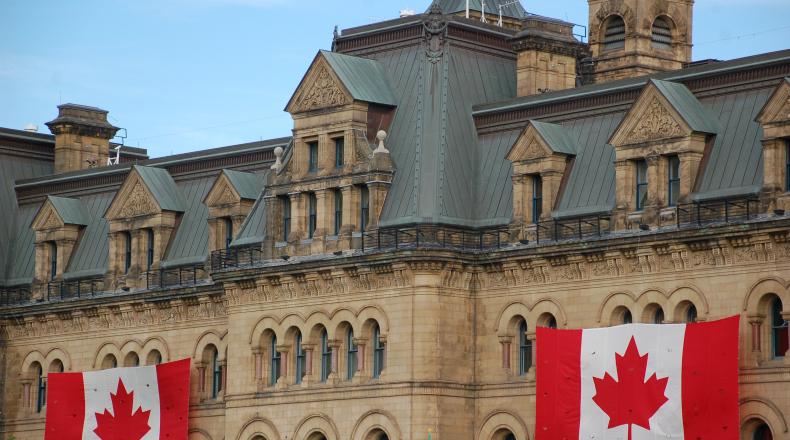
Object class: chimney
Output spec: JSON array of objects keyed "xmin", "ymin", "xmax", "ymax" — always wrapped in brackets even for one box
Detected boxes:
[
  {"xmin": 45, "ymin": 104, "xmax": 120, "ymax": 173},
  {"xmin": 510, "ymin": 15, "xmax": 588, "ymax": 97}
]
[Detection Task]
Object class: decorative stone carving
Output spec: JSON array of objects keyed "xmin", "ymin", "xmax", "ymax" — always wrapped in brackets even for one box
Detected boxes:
[
  {"xmin": 424, "ymin": 4, "xmax": 448, "ymax": 63},
  {"xmin": 627, "ymin": 97, "xmax": 684, "ymax": 143},
  {"xmin": 118, "ymin": 181, "xmax": 158, "ymax": 218},
  {"xmin": 40, "ymin": 210, "xmax": 62, "ymax": 230},
  {"xmin": 293, "ymin": 64, "xmax": 349, "ymax": 112}
]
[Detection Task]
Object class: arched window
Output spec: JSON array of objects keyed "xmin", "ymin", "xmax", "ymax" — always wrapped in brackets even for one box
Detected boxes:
[
  {"xmin": 347, "ymin": 328, "xmax": 358, "ymax": 380},
  {"xmin": 686, "ymin": 304, "xmax": 698, "ymax": 323},
  {"xmin": 295, "ymin": 331, "xmax": 306, "ymax": 384},
  {"xmin": 146, "ymin": 229, "xmax": 155, "ymax": 271},
  {"xmin": 124, "ymin": 352, "xmax": 140, "ymax": 367},
  {"xmin": 211, "ymin": 346, "xmax": 222, "ymax": 398},
  {"xmin": 547, "ymin": 315, "xmax": 557, "ymax": 329},
  {"xmin": 652, "ymin": 16, "xmax": 672, "ymax": 50},
  {"xmin": 147, "ymin": 350, "xmax": 162, "ymax": 365},
  {"xmin": 35, "ymin": 362, "xmax": 46, "ymax": 413},
  {"xmin": 269, "ymin": 335, "xmax": 280, "ymax": 386},
  {"xmin": 603, "ymin": 15, "xmax": 626, "ymax": 50},
  {"xmin": 754, "ymin": 422, "xmax": 773, "ymax": 440},
  {"xmin": 772, "ymin": 297, "xmax": 788, "ymax": 358},
  {"xmin": 654, "ymin": 307, "xmax": 665, "ymax": 324},
  {"xmin": 123, "ymin": 231, "xmax": 132, "ymax": 274},
  {"xmin": 102, "ymin": 354, "xmax": 117, "ymax": 370},
  {"xmin": 518, "ymin": 319, "xmax": 532, "ymax": 376},
  {"xmin": 49, "ymin": 242, "xmax": 58, "ymax": 281},
  {"xmin": 373, "ymin": 323, "xmax": 385, "ymax": 379},
  {"xmin": 623, "ymin": 309, "xmax": 633, "ymax": 324},
  {"xmin": 320, "ymin": 329, "xmax": 331, "ymax": 382},
  {"xmin": 223, "ymin": 218, "xmax": 233, "ymax": 250}
]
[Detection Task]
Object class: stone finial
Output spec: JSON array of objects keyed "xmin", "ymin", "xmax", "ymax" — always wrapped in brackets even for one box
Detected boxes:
[
  {"xmin": 373, "ymin": 130, "xmax": 390, "ymax": 155},
  {"xmin": 271, "ymin": 146, "xmax": 284, "ymax": 172}
]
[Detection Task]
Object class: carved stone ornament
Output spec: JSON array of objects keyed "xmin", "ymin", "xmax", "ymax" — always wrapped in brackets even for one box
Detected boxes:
[
  {"xmin": 215, "ymin": 185, "xmax": 238, "ymax": 206},
  {"xmin": 424, "ymin": 4, "xmax": 447, "ymax": 64},
  {"xmin": 118, "ymin": 181, "xmax": 158, "ymax": 218},
  {"xmin": 40, "ymin": 210, "xmax": 62, "ymax": 230},
  {"xmin": 627, "ymin": 97, "xmax": 684, "ymax": 143},
  {"xmin": 776, "ymin": 97, "xmax": 790, "ymax": 122},
  {"xmin": 293, "ymin": 64, "xmax": 349, "ymax": 113}
]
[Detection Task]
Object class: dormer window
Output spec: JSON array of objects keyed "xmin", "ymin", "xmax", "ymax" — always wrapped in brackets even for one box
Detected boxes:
[
  {"xmin": 635, "ymin": 159, "xmax": 648, "ymax": 211},
  {"xmin": 531, "ymin": 175, "xmax": 543, "ymax": 223},
  {"xmin": 667, "ymin": 155, "xmax": 681, "ymax": 207},
  {"xmin": 603, "ymin": 16, "xmax": 625, "ymax": 51},
  {"xmin": 307, "ymin": 192, "xmax": 317, "ymax": 239},
  {"xmin": 335, "ymin": 137, "xmax": 344, "ymax": 168},
  {"xmin": 223, "ymin": 218, "xmax": 233, "ymax": 249},
  {"xmin": 308, "ymin": 141, "xmax": 319, "ymax": 173},
  {"xmin": 146, "ymin": 229, "xmax": 155, "ymax": 271},
  {"xmin": 651, "ymin": 17, "xmax": 672, "ymax": 50},
  {"xmin": 48, "ymin": 242, "xmax": 57, "ymax": 281},
  {"xmin": 281, "ymin": 196, "xmax": 291, "ymax": 241},
  {"xmin": 360, "ymin": 186, "xmax": 370, "ymax": 232},
  {"xmin": 123, "ymin": 231, "xmax": 132, "ymax": 274},
  {"xmin": 333, "ymin": 189, "xmax": 343, "ymax": 235}
]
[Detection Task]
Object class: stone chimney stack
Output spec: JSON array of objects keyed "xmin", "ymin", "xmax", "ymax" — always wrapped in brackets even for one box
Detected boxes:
[
  {"xmin": 510, "ymin": 16, "xmax": 588, "ymax": 97},
  {"xmin": 45, "ymin": 104, "xmax": 120, "ymax": 173}
]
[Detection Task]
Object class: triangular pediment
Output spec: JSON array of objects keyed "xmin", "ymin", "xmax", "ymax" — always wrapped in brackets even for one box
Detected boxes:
[
  {"xmin": 507, "ymin": 121, "xmax": 575, "ymax": 163},
  {"xmin": 756, "ymin": 77, "xmax": 790, "ymax": 125},
  {"xmin": 31, "ymin": 201, "xmax": 65, "ymax": 231},
  {"xmin": 105, "ymin": 169, "xmax": 162, "ymax": 220},
  {"xmin": 204, "ymin": 172, "xmax": 242, "ymax": 208},
  {"xmin": 610, "ymin": 84, "xmax": 692, "ymax": 146},
  {"xmin": 285, "ymin": 53, "xmax": 353, "ymax": 114}
]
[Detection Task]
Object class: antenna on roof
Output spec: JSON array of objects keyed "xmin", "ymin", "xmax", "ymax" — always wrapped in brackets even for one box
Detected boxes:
[
  {"xmin": 108, "ymin": 127, "xmax": 127, "ymax": 166},
  {"xmin": 497, "ymin": 0, "xmax": 521, "ymax": 26}
]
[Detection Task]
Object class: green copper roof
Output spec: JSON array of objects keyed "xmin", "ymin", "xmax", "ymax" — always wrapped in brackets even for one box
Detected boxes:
[
  {"xmin": 428, "ymin": 0, "xmax": 527, "ymax": 19},
  {"xmin": 133, "ymin": 165, "xmax": 186, "ymax": 212},
  {"xmin": 320, "ymin": 50, "xmax": 397, "ymax": 107},
  {"xmin": 45, "ymin": 196, "xmax": 89, "ymax": 226},
  {"xmin": 649, "ymin": 79, "xmax": 720, "ymax": 134},
  {"xmin": 530, "ymin": 120, "xmax": 577, "ymax": 155},
  {"xmin": 221, "ymin": 169, "xmax": 264, "ymax": 200}
]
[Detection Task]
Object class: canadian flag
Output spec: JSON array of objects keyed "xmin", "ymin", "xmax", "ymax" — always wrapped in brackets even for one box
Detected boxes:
[
  {"xmin": 45, "ymin": 358, "xmax": 190, "ymax": 440},
  {"xmin": 536, "ymin": 316, "xmax": 739, "ymax": 440}
]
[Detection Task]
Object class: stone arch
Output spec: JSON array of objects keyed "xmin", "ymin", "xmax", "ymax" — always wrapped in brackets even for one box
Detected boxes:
[
  {"xmin": 189, "ymin": 428, "xmax": 213, "ymax": 440},
  {"xmin": 249, "ymin": 316, "xmax": 284, "ymax": 346},
  {"xmin": 330, "ymin": 307, "xmax": 359, "ymax": 335},
  {"xmin": 234, "ymin": 416, "xmax": 282, "ymax": 440},
  {"xmin": 350, "ymin": 410, "xmax": 402, "ymax": 440},
  {"xmin": 193, "ymin": 330, "xmax": 227, "ymax": 360},
  {"xmin": 21, "ymin": 350, "xmax": 47, "ymax": 373},
  {"xmin": 93, "ymin": 342, "xmax": 122, "ymax": 370},
  {"xmin": 305, "ymin": 310, "xmax": 333, "ymax": 343},
  {"xmin": 141, "ymin": 336, "xmax": 170, "ymax": 364},
  {"xmin": 293, "ymin": 413, "xmax": 340, "ymax": 440},
  {"xmin": 495, "ymin": 302, "xmax": 531, "ymax": 336},
  {"xmin": 740, "ymin": 396, "xmax": 788, "ymax": 435},
  {"xmin": 120, "ymin": 339, "xmax": 143, "ymax": 366},
  {"xmin": 477, "ymin": 410, "xmax": 529, "ymax": 440},
  {"xmin": 44, "ymin": 347, "xmax": 72, "ymax": 372},
  {"xmin": 744, "ymin": 277, "xmax": 789, "ymax": 313},
  {"xmin": 529, "ymin": 298, "xmax": 565, "ymax": 328},
  {"xmin": 280, "ymin": 313, "xmax": 307, "ymax": 338},
  {"xmin": 667, "ymin": 285, "xmax": 709, "ymax": 317},
  {"xmin": 598, "ymin": 291, "xmax": 636, "ymax": 324},
  {"xmin": 357, "ymin": 305, "xmax": 390, "ymax": 335}
]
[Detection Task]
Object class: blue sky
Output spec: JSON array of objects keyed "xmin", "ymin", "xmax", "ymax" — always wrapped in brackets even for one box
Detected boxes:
[{"xmin": 2, "ymin": 0, "xmax": 789, "ymax": 158}]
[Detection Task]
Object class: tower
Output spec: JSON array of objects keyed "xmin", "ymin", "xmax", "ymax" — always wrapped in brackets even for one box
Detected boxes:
[{"xmin": 587, "ymin": 0, "xmax": 693, "ymax": 83}]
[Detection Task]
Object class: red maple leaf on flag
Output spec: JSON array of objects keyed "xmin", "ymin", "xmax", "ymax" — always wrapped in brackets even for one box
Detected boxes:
[
  {"xmin": 592, "ymin": 336, "xmax": 669, "ymax": 440},
  {"xmin": 93, "ymin": 379, "xmax": 152, "ymax": 440}
]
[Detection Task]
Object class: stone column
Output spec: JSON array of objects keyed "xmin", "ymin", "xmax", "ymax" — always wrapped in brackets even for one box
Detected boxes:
[
  {"xmin": 679, "ymin": 151, "xmax": 704, "ymax": 204},
  {"xmin": 328, "ymin": 339, "xmax": 341, "ymax": 383},
  {"xmin": 339, "ymin": 185, "xmax": 355, "ymax": 235},
  {"xmin": 302, "ymin": 343, "xmax": 316, "ymax": 385},
  {"xmin": 251, "ymin": 347, "xmax": 263, "ymax": 383},
  {"xmin": 353, "ymin": 337, "xmax": 369, "ymax": 381},
  {"xmin": 195, "ymin": 361, "xmax": 207, "ymax": 397},
  {"xmin": 219, "ymin": 359, "xmax": 227, "ymax": 395},
  {"xmin": 21, "ymin": 378, "xmax": 33, "ymax": 412},
  {"xmin": 613, "ymin": 159, "xmax": 633, "ymax": 229},
  {"xmin": 643, "ymin": 155, "xmax": 661, "ymax": 224},
  {"xmin": 276, "ymin": 344, "xmax": 290, "ymax": 389},
  {"xmin": 540, "ymin": 170, "xmax": 563, "ymax": 221},
  {"xmin": 499, "ymin": 336, "xmax": 513, "ymax": 371},
  {"xmin": 526, "ymin": 331, "xmax": 537, "ymax": 379},
  {"xmin": 748, "ymin": 315, "xmax": 763, "ymax": 353},
  {"xmin": 314, "ymin": 189, "xmax": 330, "ymax": 237},
  {"xmin": 288, "ymin": 192, "xmax": 305, "ymax": 243}
]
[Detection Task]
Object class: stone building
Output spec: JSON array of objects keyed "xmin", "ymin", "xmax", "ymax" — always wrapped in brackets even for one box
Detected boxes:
[{"xmin": 1, "ymin": 0, "xmax": 789, "ymax": 439}]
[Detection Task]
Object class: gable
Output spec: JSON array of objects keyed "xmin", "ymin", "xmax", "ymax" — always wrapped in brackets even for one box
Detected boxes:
[
  {"xmin": 31, "ymin": 196, "xmax": 89, "ymax": 231},
  {"xmin": 610, "ymin": 85, "xmax": 691, "ymax": 146},
  {"xmin": 756, "ymin": 77, "xmax": 790, "ymax": 125},
  {"xmin": 286, "ymin": 55, "xmax": 353, "ymax": 114},
  {"xmin": 507, "ymin": 121, "xmax": 575, "ymax": 162},
  {"xmin": 204, "ymin": 173, "xmax": 242, "ymax": 208},
  {"xmin": 31, "ymin": 202, "xmax": 65, "ymax": 231},
  {"xmin": 105, "ymin": 170, "xmax": 162, "ymax": 220}
]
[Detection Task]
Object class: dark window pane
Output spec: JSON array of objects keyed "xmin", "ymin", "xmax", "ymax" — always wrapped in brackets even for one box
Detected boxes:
[
  {"xmin": 224, "ymin": 218, "xmax": 233, "ymax": 250},
  {"xmin": 651, "ymin": 17, "xmax": 672, "ymax": 49},
  {"xmin": 360, "ymin": 186, "xmax": 370, "ymax": 232},
  {"xmin": 335, "ymin": 138, "xmax": 344, "ymax": 168},
  {"xmin": 347, "ymin": 329, "xmax": 357, "ymax": 380},
  {"xmin": 518, "ymin": 320, "xmax": 532, "ymax": 375},
  {"xmin": 773, "ymin": 298, "xmax": 788, "ymax": 358},
  {"xmin": 654, "ymin": 308, "xmax": 665, "ymax": 324},
  {"xmin": 603, "ymin": 16, "xmax": 625, "ymax": 50},
  {"xmin": 754, "ymin": 423, "xmax": 773, "ymax": 440},
  {"xmin": 636, "ymin": 160, "xmax": 648, "ymax": 210},
  {"xmin": 532, "ymin": 175, "xmax": 543, "ymax": 223},
  {"xmin": 308, "ymin": 142, "xmax": 319, "ymax": 172},
  {"xmin": 334, "ymin": 190, "xmax": 343, "ymax": 236},
  {"xmin": 623, "ymin": 309, "xmax": 632, "ymax": 324},
  {"xmin": 124, "ymin": 232, "xmax": 132, "ymax": 274},
  {"xmin": 668, "ymin": 155, "xmax": 680, "ymax": 207},
  {"xmin": 373, "ymin": 323, "xmax": 385, "ymax": 379},
  {"xmin": 270, "ymin": 336, "xmax": 280, "ymax": 386},
  {"xmin": 308, "ymin": 193, "xmax": 317, "ymax": 239},
  {"xmin": 321, "ymin": 330, "xmax": 331, "ymax": 382},
  {"xmin": 281, "ymin": 197, "xmax": 291, "ymax": 241},
  {"xmin": 147, "ymin": 229, "xmax": 155, "ymax": 270},
  {"xmin": 49, "ymin": 242, "xmax": 57, "ymax": 281}
]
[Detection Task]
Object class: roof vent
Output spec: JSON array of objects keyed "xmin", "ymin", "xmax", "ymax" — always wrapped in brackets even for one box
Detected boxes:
[
  {"xmin": 24, "ymin": 123, "xmax": 38, "ymax": 133},
  {"xmin": 400, "ymin": 8, "xmax": 416, "ymax": 17}
]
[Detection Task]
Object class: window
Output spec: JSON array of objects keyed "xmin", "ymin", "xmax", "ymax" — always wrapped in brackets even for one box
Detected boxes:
[
  {"xmin": 270, "ymin": 335, "xmax": 280, "ymax": 386},
  {"xmin": 373, "ymin": 323, "xmax": 385, "ymax": 379},
  {"xmin": 532, "ymin": 175, "xmax": 543, "ymax": 223},
  {"xmin": 49, "ymin": 242, "xmax": 57, "ymax": 281},
  {"xmin": 320, "ymin": 329, "xmax": 331, "ymax": 382},
  {"xmin": 334, "ymin": 137, "xmax": 344, "ymax": 168},
  {"xmin": 223, "ymin": 218, "xmax": 233, "ymax": 250},
  {"xmin": 333, "ymin": 189, "xmax": 343, "ymax": 236},
  {"xmin": 504, "ymin": 434, "xmax": 516, "ymax": 440},
  {"xmin": 653, "ymin": 307, "xmax": 665, "ymax": 324},
  {"xmin": 786, "ymin": 142, "xmax": 790, "ymax": 192},
  {"xmin": 281, "ymin": 196, "xmax": 291, "ymax": 241},
  {"xmin": 347, "ymin": 329, "xmax": 357, "ymax": 380},
  {"xmin": 102, "ymin": 354, "xmax": 117, "ymax": 370},
  {"xmin": 603, "ymin": 15, "xmax": 626, "ymax": 50},
  {"xmin": 124, "ymin": 352, "xmax": 140, "ymax": 367},
  {"xmin": 308, "ymin": 192, "xmax": 317, "ymax": 239},
  {"xmin": 360, "ymin": 186, "xmax": 370, "ymax": 232},
  {"xmin": 146, "ymin": 229, "xmax": 155, "ymax": 271},
  {"xmin": 295, "ymin": 332, "xmax": 306, "ymax": 384},
  {"xmin": 147, "ymin": 350, "xmax": 162, "ymax": 365},
  {"xmin": 651, "ymin": 17, "xmax": 672, "ymax": 50},
  {"xmin": 686, "ymin": 304, "xmax": 698, "ymax": 323},
  {"xmin": 308, "ymin": 141, "xmax": 319, "ymax": 172},
  {"xmin": 123, "ymin": 231, "xmax": 132, "ymax": 274},
  {"xmin": 754, "ymin": 423, "xmax": 773, "ymax": 440},
  {"xmin": 211, "ymin": 347, "xmax": 222, "ymax": 398},
  {"xmin": 635, "ymin": 159, "xmax": 648, "ymax": 211},
  {"xmin": 623, "ymin": 309, "xmax": 633, "ymax": 324},
  {"xmin": 667, "ymin": 155, "xmax": 680, "ymax": 207},
  {"xmin": 36, "ymin": 363, "xmax": 46, "ymax": 413},
  {"xmin": 518, "ymin": 319, "xmax": 532, "ymax": 376},
  {"xmin": 772, "ymin": 297, "xmax": 788, "ymax": 358}
]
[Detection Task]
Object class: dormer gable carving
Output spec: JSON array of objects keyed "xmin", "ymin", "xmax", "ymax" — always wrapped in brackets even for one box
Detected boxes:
[
  {"xmin": 757, "ymin": 78, "xmax": 790, "ymax": 135},
  {"xmin": 507, "ymin": 121, "xmax": 577, "ymax": 231},
  {"xmin": 287, "ymin": 60, "xmax": 352, "ymax": 114},
  {"xmin": 30, "ymin": 196, "xmax": 89, "ymax": 291},
  {"xmin": 204, "ymin": 169, "xmax": 263, "ymax": 253}
]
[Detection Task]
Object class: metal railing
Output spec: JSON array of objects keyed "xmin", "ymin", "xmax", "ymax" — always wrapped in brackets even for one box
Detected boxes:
[
  {"xmin": 46, "ymin": 278, "xmax": 103, "ymax": 301},
  {"xmin": 661, "ymin": 198, "xmax": 760, "ymax": 228},
  {"xmin": 210, "ymin": 246, "xmax": 266, "ymax": 272},
  {"xmin": 360, "ymin": 224, "xmax": 511, "ymax": 252},
  {"xmin": 535, "ymin": 215, "xmax": 612, "ymax": 244},
  {"xmin": 146, "ymin": 264, "xmax": 209, "ymax": 290},
  {"xmin": 0, "ymin": 286, "xmax": 32, "ymax": 306}
]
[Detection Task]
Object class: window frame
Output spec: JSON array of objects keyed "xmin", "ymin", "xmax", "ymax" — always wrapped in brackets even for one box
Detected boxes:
[
  {"xmin": 308, "ymin": 192, "xmax": 317, "ymax": 239},
  {"xmin": 49, "ymin": 242, "xmax": 57, "ymax": 281},
  {"xmin": 602, "ymin": 15, "xmax": 626, "ymax": 51},
  {"xmin": 373, "ymin": 324, "xmax": 385, "ymax": 379},
  {"xmin": 532, "ymin": 175, "xmax": 543, "ymax": 223},
  {"xmin": 295, "ymin": 332, "xmax": 306, "ymax": 384},
  {"xmin": 36, "ymin": 364, "xmax": 46, "ymax": 413},
  {"xmin": 320, "ymin": 329, "xmax": 331, "ymax": 382},
  {"xmin": 360, "ymin": 186, "xmax": 370, "ymax": 232},
  {"xmin": 123, "ymin": 231, "xmax": 132, "ymax": 274},
  {"xmin": 772, "ymin": 297, "xmax": 788, "ymax": 358},
  {"xmin": 346, "ymin": 329, "xmax": 357, "ymax": 380},
  {"xmin": 211, "ymin": 347, "xmax": 222, "ymax": 398},
  {"xmin": 280, "ymin": 196, "xmax": 291, "ymax": 242},
  {"xmin": 667, "ymin": 155, "xmax": 680, "ymax": 207},
  {"xmin": 333, "ymin": 189, "xmax": 343, "ymax": 236},
  {"xmin": 651, "ymin": 16, "xmax": 672, "ymax": 50},
  {"xmin": 223, "ymin": 218, "xmax": 233, "ymax": 250},
  {"xmin": 518, "ymin": 319, "xmax": 532, "ymax": 376},
  {"xmin": 334, "ymin": 137, "xmax": 345, "ymax": 168},
  {"xmin": 308, "ymin": 141, "xmax": 319, "ymax": 173},
  {"xmin": 785, "ymin": 141, "xmax": 790, "ymax": 192},
  {"xmin": 146, "ymin": 228, "xmax": 155, "ymax": 271},
  {"xmin": 269, "ymin": 335, "xmax": 280, "ymax": 386},
  {"xmin": 635, "ymin": 159, "xmax": 648, "ymax": 211}
]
